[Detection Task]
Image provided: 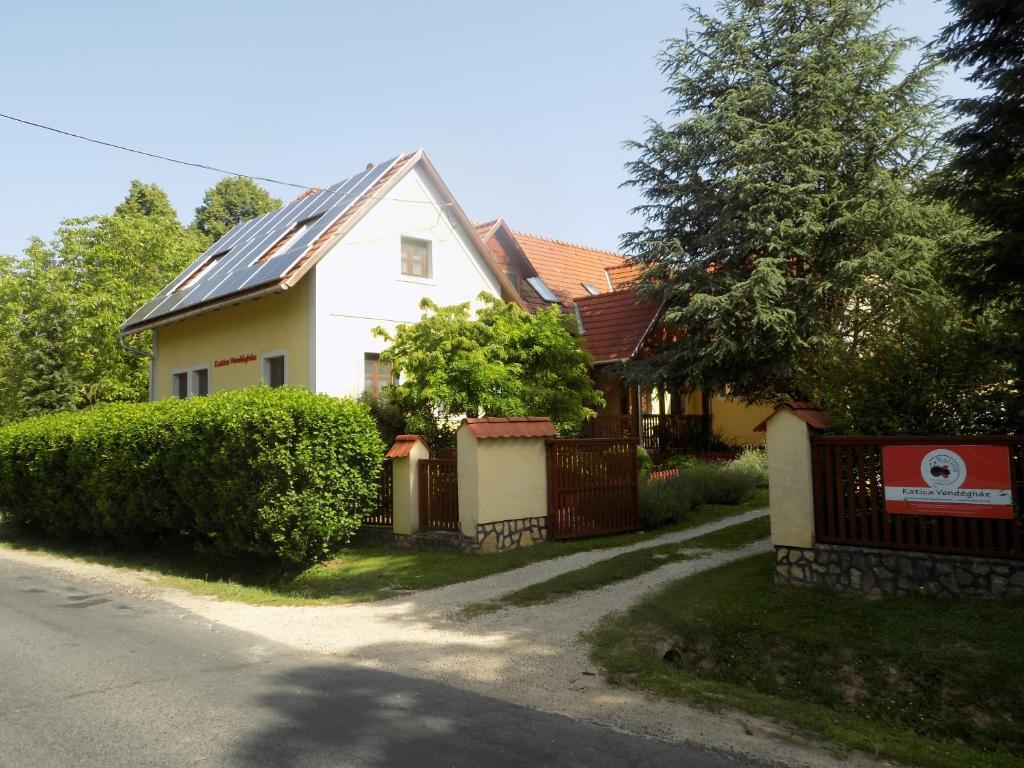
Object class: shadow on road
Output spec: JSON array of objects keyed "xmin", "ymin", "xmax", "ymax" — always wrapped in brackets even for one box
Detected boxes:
[{"xmin": 232, "ymin": 662, "xmax": 744, "ymax": 768}]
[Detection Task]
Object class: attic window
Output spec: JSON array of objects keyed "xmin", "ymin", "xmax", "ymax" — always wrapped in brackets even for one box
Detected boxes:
[
  {"xmin": 401, "ymin": 237, "xmax": 432, "ymax": 279},
  {"xmin": 504, "ymin": 270, "xmax": 520, "ymax": 290},
  {"xmin": 175, "ymin": 251, "xmax": 228, "ymax": 292},
  {"xmin": 256, "ymin": 214, "xmax": 323, "ymax": 265},
  {"xmin": 526, "ymin": 276, "xmax": 558, "ymax": 303},
  {"xmin": 581, "ymin": 282, "xmax": 601, "ymax": 296}
]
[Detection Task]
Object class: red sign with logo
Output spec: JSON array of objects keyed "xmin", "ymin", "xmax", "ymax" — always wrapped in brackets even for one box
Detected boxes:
[{"xmin": 881, "ymin": 445, "xmax": 1014, "ymax": 519}]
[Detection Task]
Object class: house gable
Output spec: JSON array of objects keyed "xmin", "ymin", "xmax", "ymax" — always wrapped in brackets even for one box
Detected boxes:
[{"xmin": 122, "ymin": 150, "xmax": 520, "ymax": 336}]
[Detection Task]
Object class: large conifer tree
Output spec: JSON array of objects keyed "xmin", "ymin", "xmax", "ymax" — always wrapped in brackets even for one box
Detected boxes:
[{"xmin": 622, "ymin": 0, "xmax": 946, "ymax": 402}]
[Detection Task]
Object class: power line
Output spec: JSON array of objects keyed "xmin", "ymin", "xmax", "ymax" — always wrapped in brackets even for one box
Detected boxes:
[
  {"xmin": 0, "ymin": 111, "xmax": 313, "ymax": 189},
  {"xmin": 0, "ymin": 111, "xmax": 454, "ymax": 208}
]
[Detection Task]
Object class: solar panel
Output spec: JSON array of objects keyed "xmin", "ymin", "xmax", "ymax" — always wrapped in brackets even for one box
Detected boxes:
[{"xmin": 122, "ymin": 155, "xmax": 404, "ymax": 330}]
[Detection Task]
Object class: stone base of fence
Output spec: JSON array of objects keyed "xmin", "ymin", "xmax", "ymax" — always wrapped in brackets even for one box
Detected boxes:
[
  {"xmin": 355, "ymin": 516, "xmax": 549, "ymax": 554},
  {"xmin": 775, "ymin": 544, "xmax": 1024, "ymax": 599},
  {"xmin": 473, "ymin": 516, "xmax": 547, "ymax": 554}
]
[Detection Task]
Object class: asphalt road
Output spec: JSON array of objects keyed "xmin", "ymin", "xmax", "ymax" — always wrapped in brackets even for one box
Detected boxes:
[{"xmin": 0, "ymin": 557, "xmax": 762, "ymax": 768}]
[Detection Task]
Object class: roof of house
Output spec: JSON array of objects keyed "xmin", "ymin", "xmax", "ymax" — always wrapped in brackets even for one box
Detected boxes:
[
  {"xmin": 753, "ymin": 401, "xmax": 829, "ymax": 432},
  {"xmin": 575, "ymin": 290, "xmax": 663, "ymax": 364},
  {"xmin": 473, "ymin": 220, "xmax": 549, "ymax": 312},
  {"xmin": 461, "ymin": 416, "xmax": 557, "ymax": 439},
  {"xmin": 509, "ymin": 232, "xmax": 628, "ymax": 310},
  {"xmin": 605, "ymin": 263, "xmax": 642, "ymax": 289},
  {"xmin": 121, "ymin": 150, "xmax": 521, "ymax": 334},
  {"xmin": 385, "ymin": 434, "xmax": 431, "ymax": 458}
]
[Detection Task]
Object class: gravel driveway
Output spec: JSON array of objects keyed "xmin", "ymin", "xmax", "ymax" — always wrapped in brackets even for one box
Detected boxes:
[{"xmin": 0, "ymin": 511, "xmax": 890, "ymax": 768}]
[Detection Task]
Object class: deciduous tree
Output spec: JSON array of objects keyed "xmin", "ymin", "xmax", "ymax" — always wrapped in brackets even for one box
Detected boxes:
[
  {"xmin": 374, "ymin": 295, "xmax": 603, "ymax": 444},
  {"xmin": 192, "ymin": 177, "xmax": 281, "ymax": 241}
]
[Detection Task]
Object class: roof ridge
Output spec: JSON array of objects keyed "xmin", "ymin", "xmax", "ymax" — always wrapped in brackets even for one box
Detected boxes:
[{"xmin": 512, "ymin": 230, "xmax": 624, "ymax": 259}]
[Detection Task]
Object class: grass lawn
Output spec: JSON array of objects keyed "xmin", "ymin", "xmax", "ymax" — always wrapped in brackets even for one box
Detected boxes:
[
  {"xmin": 588, "ymin": 551, "xmax": 1024, "ymax": 768},
  {"xmin": 461, "ymin": 515, "xmax": 769, "ymax": 617},
  {"xmin": 0, "ymin": 490, "xmax": 767, "ymax": 606}
]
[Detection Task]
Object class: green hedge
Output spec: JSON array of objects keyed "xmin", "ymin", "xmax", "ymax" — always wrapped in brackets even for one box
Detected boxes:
[{"xmin": 0, "ymin": 387, "xmax": 385, "ymax": 565}]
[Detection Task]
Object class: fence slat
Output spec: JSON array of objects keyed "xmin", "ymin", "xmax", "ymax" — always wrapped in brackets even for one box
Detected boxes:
[
  {"xmin": 546, "ymin": 439, "xmax": 639, "ymax": 540},
  {"xmin": 418, "ymin": 459, "xmax": 459, "ymax": 532},
  {"xmin": 362, "ymin": 460, "xmax": 393, "ymax": 527}
]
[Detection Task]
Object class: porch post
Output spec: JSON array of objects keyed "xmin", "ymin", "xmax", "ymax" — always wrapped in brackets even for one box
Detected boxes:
[{"xmin": 634, "ymin": 385, "xmax": 643, "ymax": 445}]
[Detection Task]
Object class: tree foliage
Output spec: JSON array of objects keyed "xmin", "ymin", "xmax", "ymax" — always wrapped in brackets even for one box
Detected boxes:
[
  {"xmin": 934, "ymin": 0, "xmax": 1024, "ymax": 429},
  {"xmin": 374, "ymin": 295, "xmax": 603, "ymax": 444},
  {"xmin": 0, "ymin": 181, "xmax": 207, "ymax": 421},
  {"xmin": 192, "ymin": 176, "xmax": 282, "ymax": 241},
  {"xmin": 622, "ymin": 0, "xmax": 947, "ymax": 403}
]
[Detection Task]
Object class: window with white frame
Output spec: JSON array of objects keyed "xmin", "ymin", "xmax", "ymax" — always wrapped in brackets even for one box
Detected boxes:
[
  {"xmin": 190, "ymin": 367, "xmax": 209, "ymax": 397},
  {"xmin": 400, "ymin": 237, "xmax": 432, "ymax": 279},
  {"xmin": 363, "ymin": 353, "xmax": 393, "ymax": 396},
  {"xmin": 172, "ymin": 366, "xmax": 209, "ymax": 398},
  {"xmin": 263, "ymin": 353, "xmax": 286, "ymax": 388},
  {"xmin": 171, "ymin": 371, "xmax": 188, "ymax": 399}
]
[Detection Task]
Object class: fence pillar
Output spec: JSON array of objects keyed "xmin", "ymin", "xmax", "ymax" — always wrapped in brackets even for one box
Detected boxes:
[
  {"xmin": 387, "ymin": 435, "xmax": 430, "ymax": 536},
  {"xmin": 456, "ymin": 417, "xmax": 556, "ymax": 552},
  {"xmin": 760, "ymin": 404, "xmax": 827, "ymax": 549}
]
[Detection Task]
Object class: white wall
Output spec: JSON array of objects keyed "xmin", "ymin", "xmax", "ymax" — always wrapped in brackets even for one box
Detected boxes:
[{"xmin": 312, "ymin": 163, "xmax": 502, "ymax": 397}]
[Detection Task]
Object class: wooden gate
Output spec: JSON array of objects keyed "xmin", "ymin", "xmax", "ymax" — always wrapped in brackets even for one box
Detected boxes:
[
  {"xmin": 362, "ymin": 460, "xmax": 393, "ymax": 527},
  {"xmin": 812, "ymin": 435, "xmax": 1024, "ymax": 560},
  {"xmin": 418, "ymin": 458, "xmax": 459, "ymax": 532},
  {"xmin": 546, "ymin": 438, "xmax": 639, "ymax": 540}
]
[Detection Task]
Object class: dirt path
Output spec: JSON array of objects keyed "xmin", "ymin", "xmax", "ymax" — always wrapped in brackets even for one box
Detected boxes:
[{"xmin": 0, "ymin": 517, "xmax": 890, "ymax": 768}]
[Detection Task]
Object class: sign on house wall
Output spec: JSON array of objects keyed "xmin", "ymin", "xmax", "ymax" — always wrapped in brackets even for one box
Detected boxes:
[{"xmin": 882, "ymin": 445, "xmax": 1014, "ymax": 519}]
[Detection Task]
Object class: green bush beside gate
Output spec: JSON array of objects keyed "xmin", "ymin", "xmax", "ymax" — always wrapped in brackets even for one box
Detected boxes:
[{"xmin": 0, "ymin": 388, "xmax": 385, "ymax": 565}]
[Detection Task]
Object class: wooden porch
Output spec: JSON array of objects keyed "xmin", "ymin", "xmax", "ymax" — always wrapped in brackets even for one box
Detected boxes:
[{"xmin": 583, "ymin": 413, "xmax": 709, "ymax": 452}]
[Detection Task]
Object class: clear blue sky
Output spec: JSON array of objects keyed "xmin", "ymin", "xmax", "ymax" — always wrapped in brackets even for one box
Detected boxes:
[{"xmin": 1, "ymin": 1, "xmax": 971, "ymax": 256}]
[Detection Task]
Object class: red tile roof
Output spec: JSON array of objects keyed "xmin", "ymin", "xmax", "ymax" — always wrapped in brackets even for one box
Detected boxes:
[
  {"xmin": 385, "ymin": 434, "xmax": 431, "ymax": 458},
  {"xmin": 575, "ymin": 290, "xmax": 662, "ymax": 363},
  {"xmin": 474, "ymin": 221, "xmax": 549, "ymax": 313},
  {"xmin": 605, "ymin": 263, "xmax": 642, "ymax": 289},
  {"xmin": 753, "ymin": 402, "xmax": 829, "ymax": 432},
  {"xmin": 511, "ymin": 232, "xmax": 627, "ymax": 309},
  {"xmin": 461, "ymin": 416, "xmax": 557, "ymax": 439}
]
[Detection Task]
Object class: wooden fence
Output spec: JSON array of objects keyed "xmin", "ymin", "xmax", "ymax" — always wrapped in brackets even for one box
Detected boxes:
[
  {"xmin": 547, "ymin": 438, "xmax": 639, "ymax": 540},
  {"xmin": 811, "ymin": 435, "xmax": 1024, "ymax": 560},
  {"xmin": 361, "ymin": 460, "xmax": 393, "ymax": 526},
  {"xmin": 418, "ymin": 458, "xmax": 459, "ymax": 532}
]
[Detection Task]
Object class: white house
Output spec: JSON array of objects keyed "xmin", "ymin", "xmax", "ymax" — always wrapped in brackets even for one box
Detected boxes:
[{"xmin": 121, "ymin": 150, "xmax": 521, "ymax": 400}]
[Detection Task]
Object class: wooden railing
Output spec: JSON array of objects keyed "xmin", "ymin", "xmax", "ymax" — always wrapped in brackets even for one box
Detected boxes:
[
  {"xmin": 362, "ymin": 460, "xmax": 394, "ymax": 526},
  {"xmin": 584, "ymin": 413, "xmax": 705, "ymax": 451},
  {"xmin": 418, "ymin": 458, "xmax": 459, "ymax": 532},
  {"xmin": 546, "ymin": 438, "xmax": 639, "ymax": 539},
  {"xmin": 811, "ymin": 435, "xmax": 1024, "ymax": 560}
]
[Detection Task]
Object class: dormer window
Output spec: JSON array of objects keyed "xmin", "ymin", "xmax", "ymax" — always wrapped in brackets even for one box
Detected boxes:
[
  {"xmin": 256, "ymin": 214, "xmax": 323, "ymax": 265},
  {"xmin": 401, "ymin": 237, "xmax": 432, "ymax": 279},
  {"xmin": 175, "ymin": 251, "xmax": 228, "ymax": 292}
]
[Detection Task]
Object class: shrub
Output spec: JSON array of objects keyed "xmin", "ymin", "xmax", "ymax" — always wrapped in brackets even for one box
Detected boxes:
[
  {"xmin": 636, "ymin": 446, "xmax": 654, "ymax": 479},
  {"xmin": 728, "ymin": 448, "xmax": 768, "ymax": 488},
  {"xmin": 0, "ymin": 388, "xmax": 384, "ymax": 565},
  {"xmin": 638, "ymin": 456, "xmax": 761, "ymax": 529}
]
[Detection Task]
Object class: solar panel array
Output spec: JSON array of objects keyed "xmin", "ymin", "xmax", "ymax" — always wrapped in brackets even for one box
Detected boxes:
[{"xmin": 122, "ymin": 155, "xmax": 403, "ymax": 330}]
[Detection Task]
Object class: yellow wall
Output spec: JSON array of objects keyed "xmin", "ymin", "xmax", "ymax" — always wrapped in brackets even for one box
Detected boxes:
[
  {"xmin": 766, "ymin": 408, "xmax": 815, "ymax": 548},
  {"xmin": 711, "ymin": 396, "xmax": 774, "ymax": 446},
  {"xmin": 456, "ymin": 427, "xmax": 548, "ymax": 545},
  {"xmin": 152, "ymin": 282, "xmax": 310, "ymax": 399}
]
